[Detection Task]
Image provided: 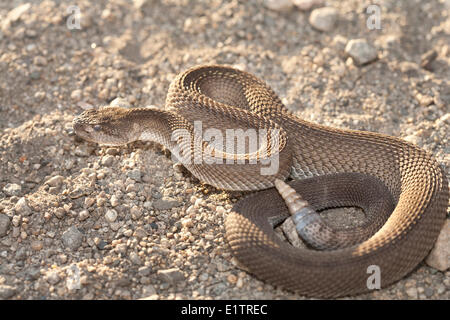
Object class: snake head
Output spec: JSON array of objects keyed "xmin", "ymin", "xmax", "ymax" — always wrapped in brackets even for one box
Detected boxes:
[{"xmin": 72, "ymin": 106, "xmax": 139, "ymax": 146}]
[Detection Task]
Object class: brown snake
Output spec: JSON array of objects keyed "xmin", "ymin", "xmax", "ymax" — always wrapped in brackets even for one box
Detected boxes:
[{"xmin": 73, "ymin": 65, "xmax": 448, "ymax": 298}]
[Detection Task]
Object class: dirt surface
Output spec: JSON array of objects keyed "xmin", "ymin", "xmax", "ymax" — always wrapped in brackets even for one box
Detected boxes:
[{"xmin": 0, "ymin": 0, "xmax": 449, "ymax": 300}]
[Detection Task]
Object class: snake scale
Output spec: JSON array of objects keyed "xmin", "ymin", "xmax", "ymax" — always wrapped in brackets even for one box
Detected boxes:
[{"xmin": 73, "ymin": 65, "xmax": 448, "ymax": 298}]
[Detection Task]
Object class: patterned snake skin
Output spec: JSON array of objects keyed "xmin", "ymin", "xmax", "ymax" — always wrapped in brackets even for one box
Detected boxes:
[{"xmin": 73, "ymin": 65, "xmax": 448, "ymax": 298}]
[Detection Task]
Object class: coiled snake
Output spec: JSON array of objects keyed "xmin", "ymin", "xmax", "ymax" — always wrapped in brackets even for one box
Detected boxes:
[{"xmin": 73, "ymin": 65, "xmax": 448, "ymax": 297}]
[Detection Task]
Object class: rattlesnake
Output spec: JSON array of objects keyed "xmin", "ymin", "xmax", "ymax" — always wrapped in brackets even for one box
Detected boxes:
[{"xmin": 73, "ymin": 65, "xmax": 448, "ymax": 298}]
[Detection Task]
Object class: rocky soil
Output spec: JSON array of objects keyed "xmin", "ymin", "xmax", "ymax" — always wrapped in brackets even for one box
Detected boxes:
[{"xmin": 0, "ymin": 0, "xmax": 449, "ymax": 299}]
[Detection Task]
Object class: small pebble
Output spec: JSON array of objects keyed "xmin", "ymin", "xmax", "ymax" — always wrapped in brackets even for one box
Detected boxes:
[
  {"xmin": 115, "ymin": 243, "xmax": 128, "ymax": 255},
  {"xmin": 84, "ymin": 197, "xmax": 95, "ymax": 208},
  {"xmin": 263, "ymin": 0, "xmax": 293, "ymax": 12},
  {"xmin": 105, "ymin": 148, "xmax": 120, "ymax": 155},
  {"xmin": 45, "ymin": 271, "xmax": 61, "ymax": 285},
  {"xmin": 61, "ymin": 226, "xmax": 83, "ymax": 250},
  {"xmin": 186, "ymin": 205, "xmax": 196, "ymax": 215},
  {"xmin": 110, "ymin": 195, "xmax": 120, "ymax": 207},
  {"xmin": 30, "ymin": 71, "xmax": 41, "ymax": 80},
  {"xmin": 45, "ymin": 175, "xmax": 64, "ymax": 188},
  {"xmin": 399, "ymin": 61, "xmax": 420, "ymax": 77},
  {"xmin": 34, "ymin": 91, "xmax": 46, "ymax": 101},
  {"xmin": 181, "ymin": 218, "xmax": 193, "ymax": 228},
  {"xmin": 71, "ymin": 89, "xmax": 83, "ymax": 101},
  {"xmin": 153, "ymin": 199, "xmax": 181, "ymax": 211},
  {"xmin": 194, "ymin": 198, "xmax": 204, "ymax": 209},
  {"xmin": 157, "ymin": 268, "xmax": 185, "ymax": 284},
  {"xmin": 127, "ymin": 169, "xmax": 142, "ymax": 182},
  {"xmin": 130, "ymin": 206, "xmax": 142, "ymax": 219},
  {"xmin": 105, "ymin": 209, "xmax": 118, "ymax": 222},
  {"xmin": 3, "ymin": 183, "xmax": 21, "ymax": 196},
  {"xmin": 110, "ymin": 97, "xmax": 131, "ymax": 108},
  {"xmin": 0, "ymin": 214, "xmax": 11, "ymax": 236},
  {"xmin": 142, "ymin": 285, "xmax": 156, "ymax": 297},
  {"xmin": 345, "ymin": 39, "xmax": 378, "ymax": 66},
  {"xmin": 227, "ymin": 274, "xmax": 237, "ymax": 284},
  {"xmin": 31, "ymin": 240, "xmax": 43, "ymax": 251},
  {"xmin": 293, "ymin": 0, "xmax": 323, "ymax": 11},
  {"xmin": 130, "ymin": 251, "xmax": 142, "ymax": 265},
  {"xmin": 0, "ymin": 285, "xmax": 16, "ymax": 299},
  {"xmin": 216, "ymin": 206, "xmax": 226, "ymax": 215},
  {"xmin": 404, "ymin": 134, "xmax": 421, "ymax": 146},
  {"xmin": 405, "ymin": 286, "xmax": 418, "ymax": 299},
  {"xmin": 78, "ymin": 210, "xmax": 90, "ymax": 221},
  {"xmin": 134, "ymin": 227, "xmax": 147, "ymax": 238},
  {"xmin": 59, "ymin": 254, "xmax": 68, "ymax": 264},
  {"xmin": 138, "ymin": 266, "xmax": 152, "ymax": 276},
  {"xmin": 101, "ymin": 155, "xmax": 115, "ymax": 166},
  {"xmin": 25, "ymin": 29, "xmax": 37, "ymax": 38},
  {"xmin": 33, "ymin": 56, "xmax": 47, "ymax": 66},
  {"xmin": 426, "ymin": 220, "xmax": 449, "ymax": 271},
  {"xmin": 96, "ymin": 197, "xmax": 107, "ymax": 207},
  {"xmin": 309, "ymin": 7, "xmax": 338, "ymax": 32},
  {"xmin": 14, "ymin": 197, "xmax": 31, "ymax": 216},
  {"xmin": 420, "ymin": 49, "xmax": 438, "ymax": 70},
  {"xmin": 424, "ymin": 287, "xmax": 434, "ymax": 297},
  {"xmin": 12, "ymin": 215, "xmax": 21, "ymax": 227}
]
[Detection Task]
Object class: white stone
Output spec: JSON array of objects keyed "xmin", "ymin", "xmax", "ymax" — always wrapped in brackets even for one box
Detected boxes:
[
  {"xmin": 105, "ymin": 209, "xmax": 118, "ymax": 223},
  {"xmin": 78, "ymin": 210, "xmax": 90, "ymax": 221},
  {"xmin": 1, "ymin": 3, "xmax": 31, "ymax": 31},
  {"xmin": 345, "ymin": 39, "xmax": 378, "ymax": 66},
  {"xmin": 45, "ymin": 271, "xmax": 61, "ymax": 285},
  {"xmin": 405, "ymin": 286, "xmax": 418, "ymax": 299},
  {"xmin": 0, "ymin": 214, "xmax": 11, "ymax": 236},
  {"xmin": 45, "ymin": 175, "xmax": 64, "ymax": 188},
  {"xmin": 292, "ymin": 0, "xmax": 323, "ymax": 11},
  {"xmin": 15, "ymin": 197, "xmax": 31, "ymax": 216},
  {"xmin": 110, "ymin": 195, "xmax": 120, "ymax": 207},
  {"xmin": 264, "ymin": 0, "xmax": 293, "ymax": 12},
  {"xmin": 3, "ymin": 183, "xmax": 21, "ymax": 196},
  {"xmin": 181, "ymin": 218, "xmax": 193, "ymax": 228},
  {"xmin": 426, "ymin": 220, "xmax": 450, "ymax": 271},
  {"xmin": 110, "ymin": 97, "xmax": 131, "ymax": 108},
  {"xmin": 309, "ymin": 7, "xmax": 338, "ymax": 32},
  {"xmin": 61, "ymin": 226, "xmax": 83, "ymax": 250}
]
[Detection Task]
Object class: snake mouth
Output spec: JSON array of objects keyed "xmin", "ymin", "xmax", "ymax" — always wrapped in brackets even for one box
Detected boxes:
[
  {"xmin": 72, "ymin": 122, "xmax": 104, "ymax": 145},
  {"xmin": 73, "ymin": 122, "xmax": 93, "ymax": 137},
  {"xmin": 72, "ymin": 121, "xmax": 128, "ymax": 146}
]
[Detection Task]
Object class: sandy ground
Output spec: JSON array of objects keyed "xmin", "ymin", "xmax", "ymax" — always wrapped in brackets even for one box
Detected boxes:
[{"xmin": 0, "ymin": 0, "xmax": 449, "ymax": 299}]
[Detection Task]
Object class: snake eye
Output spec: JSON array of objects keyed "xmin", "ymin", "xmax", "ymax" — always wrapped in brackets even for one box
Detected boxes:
[{"xmin": 93, "ymin": 124, "xmax": 101, "ymax": 132}]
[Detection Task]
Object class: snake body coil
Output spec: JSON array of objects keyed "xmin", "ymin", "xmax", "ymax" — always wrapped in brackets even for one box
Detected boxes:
[{"xmin": 73, "ymin": 65, "xmax": 448, "ymax": 298}]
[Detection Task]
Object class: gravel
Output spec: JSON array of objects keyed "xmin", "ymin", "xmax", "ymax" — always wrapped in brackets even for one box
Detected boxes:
[{"xmin": 0, "ymin": 0, "xmax": 448, "ymax": 300}]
